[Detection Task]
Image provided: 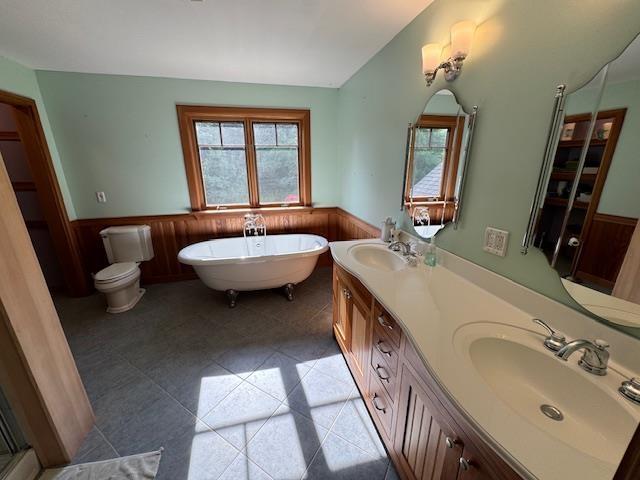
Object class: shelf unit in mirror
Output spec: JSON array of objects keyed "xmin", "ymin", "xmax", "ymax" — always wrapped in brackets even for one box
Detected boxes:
[
  {"xmin": 401, "ymin": 88, "xmax": 477, "ymax": 240},
  {"xmin": 527, "ymin": 33, "xmax": 640, "ymax": 329}
]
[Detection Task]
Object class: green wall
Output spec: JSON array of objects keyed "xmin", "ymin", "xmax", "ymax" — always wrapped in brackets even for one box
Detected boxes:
[
  {"xmin": 335, "ymin": 0, "xmax": 640, "ymax": 334},
  {"xmin": 0, "ymin": 57, "xmax": 76, "ymax": 218},
  {"xmin": 36, "ymin": 71, "xmax": 339, "ymax": 218},
  {"xmin": 566, "ymin": 78, "xmax": 640, "ymax": 219}
]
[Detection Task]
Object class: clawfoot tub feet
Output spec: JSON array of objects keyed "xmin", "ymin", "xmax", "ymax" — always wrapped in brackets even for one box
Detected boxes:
[
  {"xmin": 225, "ymin": 289, "xmax": 239, "ymax": 308},
  {"xmin": 284, "ymin": 283, "xmax": 295, "ymax": 301}
]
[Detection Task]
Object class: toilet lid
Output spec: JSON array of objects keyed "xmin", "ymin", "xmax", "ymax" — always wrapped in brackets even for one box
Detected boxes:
[{"xmin": 94, "ymin": 262, "xmax": 138, "ymax": 283}]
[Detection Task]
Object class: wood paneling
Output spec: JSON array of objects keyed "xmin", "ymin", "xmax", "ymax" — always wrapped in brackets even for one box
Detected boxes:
[
  {"xmin": 613, "ymin": 220, "xmax": 640, "ymax": 303},
  {"xmin": 575, "ymin": 213, "xmax": 637, "ymax": 289},
  {"xmin": 71, "ymin": 207, "xmax": 380, "ymax": 286},
  {"xmin": 0, "ymin": 155, "xmax": 93, "ymax": 467}
]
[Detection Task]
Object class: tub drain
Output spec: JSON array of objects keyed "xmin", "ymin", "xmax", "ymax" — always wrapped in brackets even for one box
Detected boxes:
[{"xmin": 540, "ymin": 404, "xmax": 563, "ymax": 421}]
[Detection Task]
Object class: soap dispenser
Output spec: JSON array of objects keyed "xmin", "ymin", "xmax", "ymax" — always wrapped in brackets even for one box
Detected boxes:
[
  {"xmin": 424, "ymin": 237, "xmax": 437, "ymax": 266},
  {"xmin": 381, "ymin": 217, "xmax": 395, "ymax": 242}
]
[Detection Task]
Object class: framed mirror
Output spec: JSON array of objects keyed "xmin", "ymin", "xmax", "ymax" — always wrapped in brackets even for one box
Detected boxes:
[
  {"xmin": 401, "ymin": 89, "xmax": 477, "ymax": 239},
  {"xmin": 529, "ymin": 34, "xmax": 640, "ymax": 328}
]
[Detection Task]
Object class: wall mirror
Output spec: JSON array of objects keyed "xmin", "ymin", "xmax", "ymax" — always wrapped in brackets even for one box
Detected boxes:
[
  {"xmin": 401, "ymin": 89, "xmax": 477, "ymax": 239},
  {"xmin": 527, "ymin": 34, "xmax": 640, "ymax": 328}
]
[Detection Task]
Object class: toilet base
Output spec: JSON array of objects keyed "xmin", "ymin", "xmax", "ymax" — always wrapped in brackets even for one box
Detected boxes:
[{"xmin": 106, "ymin": 288, "xmax": 145, "ymax": 314}]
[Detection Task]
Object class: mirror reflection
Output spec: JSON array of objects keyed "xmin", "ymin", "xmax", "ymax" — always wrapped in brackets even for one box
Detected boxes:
[
  {"xmin": 402, "ymin": 89, "xmax": 476, "ymax": 239},
  {"xmin": 535, "ymin": 35, "xmax": 640, "ymax": 327}
]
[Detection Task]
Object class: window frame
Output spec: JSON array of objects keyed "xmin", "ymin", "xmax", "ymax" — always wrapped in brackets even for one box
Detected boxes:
[
  {"xmin": 177, "ymin": 105, "xmax": 311, "ymax": 211},
  {"xmin": 404, "ymin": 114, "xmax": 464, "ymax": 217}
]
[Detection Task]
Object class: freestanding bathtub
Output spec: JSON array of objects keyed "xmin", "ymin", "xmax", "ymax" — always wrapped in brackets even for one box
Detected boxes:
[{"xmin": 178, "ymin": 233, "xmax": 328, "ymax": 306}]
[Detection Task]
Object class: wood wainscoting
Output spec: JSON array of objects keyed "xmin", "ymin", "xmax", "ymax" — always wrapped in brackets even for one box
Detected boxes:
[
  {"xmin": 71, "ymin": 207, "xmax": 380, "ymax": 287},
  {"xmin": 575, "ymin": 213, "xmax": 638, "ymax": 289}
]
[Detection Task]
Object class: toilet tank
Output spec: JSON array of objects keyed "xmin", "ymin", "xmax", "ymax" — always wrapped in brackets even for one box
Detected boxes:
[{"xmin": 100, "ymin": 225, "xmax": 154, "ymax": 263}]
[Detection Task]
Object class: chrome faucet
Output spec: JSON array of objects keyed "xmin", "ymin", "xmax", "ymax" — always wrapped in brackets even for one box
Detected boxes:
[
  {"xmin": 556, "ymin": 339, "xmax": 610, "ymax": 376},
  {"xmin": 388, "ymin": 241, "xmax": 417, "ymax": 266}
]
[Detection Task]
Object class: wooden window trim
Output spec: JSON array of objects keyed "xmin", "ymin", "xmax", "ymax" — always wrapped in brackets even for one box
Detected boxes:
[{"xmin": 177, "ymin": 105, "xmax": 311, "ymax": 211}]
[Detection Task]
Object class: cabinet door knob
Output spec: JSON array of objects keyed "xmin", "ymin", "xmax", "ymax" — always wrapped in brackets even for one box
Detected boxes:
[
  {"xmin": 375, "ymin": 364, "xmax": 390, "ymax": 382},
  {"xmin": 377, "ymin": 315, "xmax": 393, "ymax": 330},
  {"xmin": 445, "ymin": 437, "xmax": 458, "ymax": 449},
  {"xmin": 459, "ymin": 457, "xmax": 470, "ymax": 471},
  {"xmin": 371, "ymin": 393, "xmax": 386, "ymax": 413},
  {"xmin": 343, "ymin": 288, "xmax": 352, "ymax": 299},
  {"xmin": 376, "ymin": 340, "xmax": 393, "ymax": 357}
]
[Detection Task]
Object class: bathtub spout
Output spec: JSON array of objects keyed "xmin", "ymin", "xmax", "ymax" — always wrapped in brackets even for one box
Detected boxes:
[
  {"xmin": 226, "ymin": 289, "xmax": 239, "ymax": 308},
  {"xmin": 284, "ymin": 283, "xmax": 295, "ymax": 302}
]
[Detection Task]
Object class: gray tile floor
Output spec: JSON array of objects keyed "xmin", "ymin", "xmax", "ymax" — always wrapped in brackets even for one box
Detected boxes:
[{"xmin": 55, "ymin": 267, "xmax": 400, "ymax": 480}]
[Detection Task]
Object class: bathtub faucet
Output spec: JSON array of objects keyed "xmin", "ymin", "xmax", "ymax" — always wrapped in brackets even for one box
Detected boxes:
[{"xmin": 244, "ymin": 213, "xmax": 266, "ymax": 237}]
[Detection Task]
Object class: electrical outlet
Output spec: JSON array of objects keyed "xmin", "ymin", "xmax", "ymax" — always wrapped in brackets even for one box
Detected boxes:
[
  {"xmin": 96, "ymin": 191, "xmax": 107, "ymax": 203},
  {"xmin": 483, "ymin": 227, "xmax": 509, "ymax": 257}
]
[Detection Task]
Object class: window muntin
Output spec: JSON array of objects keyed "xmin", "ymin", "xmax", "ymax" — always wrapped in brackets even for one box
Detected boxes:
[{"xmin": 178, "ymin": 106, "xmax": 311, "ymax": 211}]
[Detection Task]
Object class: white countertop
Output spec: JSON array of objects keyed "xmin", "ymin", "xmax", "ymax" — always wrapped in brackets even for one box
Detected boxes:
[{"xmin": 330, "ymin": 239, "xmax": 640, "ymax": 480}]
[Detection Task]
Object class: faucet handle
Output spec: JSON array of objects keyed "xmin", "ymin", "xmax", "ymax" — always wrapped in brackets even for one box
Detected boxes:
[
  {"xmin": 532, "ymin": 318, "xmax": 567, "ymax": 352},
  {"xmin": 593, "ymin": 339, "xmax": 610, "ymax": 350}
]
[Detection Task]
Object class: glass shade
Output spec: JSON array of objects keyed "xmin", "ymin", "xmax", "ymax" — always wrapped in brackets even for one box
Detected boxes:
[
  {"xmin": 422, "ymin": 43, "xmax": 442, "ymax": 74},
  {"xmin": 450, "ymin": 20, "xmax": 475, "ymax": 58}
]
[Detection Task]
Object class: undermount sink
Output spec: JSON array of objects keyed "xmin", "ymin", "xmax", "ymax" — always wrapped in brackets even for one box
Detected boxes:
[
  {"xmin": 347, "ymin": 244, "xmax": 406, "ymax": 272},
  {"xmin": 453, "ymin": 323, "xmax": 637, "ymax": 464}
]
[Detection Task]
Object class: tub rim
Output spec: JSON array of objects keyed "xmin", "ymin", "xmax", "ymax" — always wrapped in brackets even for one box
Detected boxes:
[{"xmin": 177, "ymin": 233, "xmax": 329, "ymax": 266}]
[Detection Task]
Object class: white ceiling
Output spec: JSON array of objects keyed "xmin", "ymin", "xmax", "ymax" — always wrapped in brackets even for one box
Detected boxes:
[{"xmin": 0, "ymin": 0, "xmax": 432, "ymax": 88}]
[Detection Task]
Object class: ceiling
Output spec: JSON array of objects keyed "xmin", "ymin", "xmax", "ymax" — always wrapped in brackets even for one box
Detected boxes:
[{"xmin": 0, "ymin": 0, "xmax": 433, "ymax": 88}]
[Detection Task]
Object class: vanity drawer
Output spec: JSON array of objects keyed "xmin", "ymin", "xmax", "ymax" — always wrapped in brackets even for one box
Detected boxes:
[
  {"xmin": 372, "ymin": 324, "xmax": 399, "ymax": 374},
  {"xmin": 374, "ymin": 304, "xmax": 401, "ymax": 348},
  {"xmin": 370, "ymin": 342, "xmax": 398, "ymax": 402},
  {"xmin": 367, "ymin": 369, "xmax": 395, "ymax": 440}
]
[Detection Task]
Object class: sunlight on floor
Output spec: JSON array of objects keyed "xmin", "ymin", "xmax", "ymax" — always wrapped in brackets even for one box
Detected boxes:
[{"xmin": 189, "ymin": 358, "xmax": 384, "ymax": 479}]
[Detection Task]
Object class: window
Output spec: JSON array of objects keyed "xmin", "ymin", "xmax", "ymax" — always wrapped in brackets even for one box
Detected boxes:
[
  {"xmin": 177, "ymin": 106, "xmax": 311, "ymax": 210},
  {"xmin": 404, "ymin": 115, "xmax": 463, "ymax": 210}
]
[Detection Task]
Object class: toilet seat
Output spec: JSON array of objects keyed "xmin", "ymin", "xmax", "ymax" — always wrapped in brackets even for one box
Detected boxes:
[{"xmin": 94, "ymin": 262, "xmax": 139, "ymax": 284}]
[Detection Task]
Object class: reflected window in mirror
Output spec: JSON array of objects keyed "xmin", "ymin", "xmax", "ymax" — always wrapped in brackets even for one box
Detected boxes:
[{"xmin": 405, "ymin": 114, "xmax": 464, "ymax": 221}]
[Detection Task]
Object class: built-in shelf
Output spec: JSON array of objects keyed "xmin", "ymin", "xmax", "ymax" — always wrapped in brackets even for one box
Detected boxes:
[
  {"xmin": 544, "ymin": 197, "xmax": 589, "ymax": 209},
  {"xmin": 550, "ymin": 171, "xmax": 597, "ymax": 182},
  {"xmin": 557, "ymin": 138, "xmax": 607, "ymax": 148},
  {"xmin": 0, "ymin": 131, "xmax": 20, "ymax": 141},
  {"xmin": 11, "ymin": 181, "xmax": 36, "ymax": 192}
]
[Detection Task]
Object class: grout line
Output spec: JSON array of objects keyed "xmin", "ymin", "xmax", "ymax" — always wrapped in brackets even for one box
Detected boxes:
[{"xmin": 297, "ymin": 386, "xmax": 355, "ymax": 480}]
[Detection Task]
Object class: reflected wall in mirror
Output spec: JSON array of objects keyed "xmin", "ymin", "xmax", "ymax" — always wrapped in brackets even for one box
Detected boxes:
[
  {"xmin": 401, "ymin": 89, "xmax": 477, "ymax": 239},
  {"xmin": 534, "ymin": 34, "xmax": 640, "ymax": 328}
]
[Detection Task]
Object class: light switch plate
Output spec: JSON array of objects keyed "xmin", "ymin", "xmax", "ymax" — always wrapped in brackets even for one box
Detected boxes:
[
  {"xmin": 96, "ymin": 191, "xmax": 107, "ymax": 203},
  {"xmin": 483, "ymin": 227, "xmax": 509, "ymax": 257}
]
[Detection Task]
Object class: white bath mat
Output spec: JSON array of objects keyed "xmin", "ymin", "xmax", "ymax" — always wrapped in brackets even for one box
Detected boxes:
[{"xmin": 39, "ymin": 450, "xmax": 162, "ymax": 480}]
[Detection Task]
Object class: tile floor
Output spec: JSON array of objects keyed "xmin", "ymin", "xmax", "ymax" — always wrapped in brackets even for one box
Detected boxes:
[{"xmin": 55, "ymin": 267, "xmax": 400, "ymax": 480}]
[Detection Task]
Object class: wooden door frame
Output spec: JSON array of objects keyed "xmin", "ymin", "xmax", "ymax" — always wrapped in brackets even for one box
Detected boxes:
[
  {"xmin": 0, "ymin": 89, "xmax": 88, "ymax": 296},
  {"xmin": 569, "ymin": 108, "xmax": 626, "ymax": 277}
]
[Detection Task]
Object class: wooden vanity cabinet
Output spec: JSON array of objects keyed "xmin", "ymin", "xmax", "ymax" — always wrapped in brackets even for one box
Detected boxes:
[
  {"xmin": 332, "ymin": 265, "xmax": 373, "ymax": 388},
  {"xmin": 332, "ymin": 264, "xmax": 521, "ymax": 480}
]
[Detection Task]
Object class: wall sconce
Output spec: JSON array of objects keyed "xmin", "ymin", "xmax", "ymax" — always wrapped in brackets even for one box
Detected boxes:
[{"xmin": 422, "ymin": 20, "xmax": 476, "ymax": 86}]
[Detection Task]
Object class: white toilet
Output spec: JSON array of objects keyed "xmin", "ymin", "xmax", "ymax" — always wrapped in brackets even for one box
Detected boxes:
[{"xmin": 94, "ymin": 225, "xmax": 154, "ymax": 313}]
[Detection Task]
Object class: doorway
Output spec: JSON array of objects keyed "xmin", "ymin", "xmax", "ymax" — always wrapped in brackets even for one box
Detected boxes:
[{"xmin": 0, "ymin": 90, "xmax": 87, "ymax": 296}]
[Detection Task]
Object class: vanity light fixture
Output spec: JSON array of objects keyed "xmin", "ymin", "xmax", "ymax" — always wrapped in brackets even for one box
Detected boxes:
[{"xmin": 422, "ymin": 20, "xmax": 476, "ymax": 86}]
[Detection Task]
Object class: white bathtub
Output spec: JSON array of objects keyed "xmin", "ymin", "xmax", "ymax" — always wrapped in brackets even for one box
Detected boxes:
[{"xmin": 178, "ymin": 234, "xmax": 328, "ymax": 298}]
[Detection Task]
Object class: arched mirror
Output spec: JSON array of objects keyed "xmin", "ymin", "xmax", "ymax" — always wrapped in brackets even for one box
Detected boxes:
[
  {"xmin": 401, "ymin": 89, "xmax": 477, "ymax": 239},
  {"xmin": 529, "ymin": 34, "xmax": 640, "ymax": 328}
]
